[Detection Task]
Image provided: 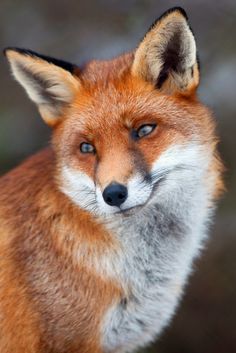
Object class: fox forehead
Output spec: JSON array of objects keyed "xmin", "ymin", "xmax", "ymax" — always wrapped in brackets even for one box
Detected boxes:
[{"xmin": 58, "ymin": 74, "xmax": 198, "ymax": 139}]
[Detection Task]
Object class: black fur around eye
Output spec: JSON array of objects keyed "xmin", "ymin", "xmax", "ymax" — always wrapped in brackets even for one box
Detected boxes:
[
  {"xmin": 80, "ymin": 142, "xmax": 95, "ymax": 154},
  {"xmin": 134, "ymin": 124, "xmax": 157, "ymax": 139}
]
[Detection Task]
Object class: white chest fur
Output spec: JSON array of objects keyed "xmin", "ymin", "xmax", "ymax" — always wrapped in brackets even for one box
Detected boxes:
[{"xmin": 101, "ymin": 176, "xmax": 212, "ymax": 353}]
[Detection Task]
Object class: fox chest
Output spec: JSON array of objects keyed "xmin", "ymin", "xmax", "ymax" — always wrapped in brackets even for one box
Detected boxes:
[{"xmin": 101, "ymin": 208, "xmax": 194, "ymax": 352}]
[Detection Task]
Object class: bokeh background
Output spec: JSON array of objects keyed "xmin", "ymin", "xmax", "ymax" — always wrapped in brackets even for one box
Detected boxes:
[{"xmin": 0, "ymin": 0, "xmax": 235, "ymax": 352}]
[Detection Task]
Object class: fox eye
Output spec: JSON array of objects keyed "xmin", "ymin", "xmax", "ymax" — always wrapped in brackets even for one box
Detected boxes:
[
  {"xmin": 80, "ymin": 142, "xmax": 95, "ymax": 154},
  {"xmin": 136, "ymin": 124, "xmax": 156, "ymax": 139}
]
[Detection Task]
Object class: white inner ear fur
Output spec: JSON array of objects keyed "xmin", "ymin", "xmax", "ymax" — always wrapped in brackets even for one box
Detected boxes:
[{"xmin": 6, "ymin": 51, "xmax": 80, "ymax": 123}]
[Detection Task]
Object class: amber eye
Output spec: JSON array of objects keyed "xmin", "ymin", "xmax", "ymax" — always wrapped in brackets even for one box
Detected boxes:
[
  {"xmin": 80, "ymin": 142, "xmax": 95, "ymax": 154},
  {"xmin": 135, "ymin": 124, "xmax": 156, "ymax": 139}
]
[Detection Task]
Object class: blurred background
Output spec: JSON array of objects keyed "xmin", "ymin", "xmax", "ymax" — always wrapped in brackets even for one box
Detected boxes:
[{"xmin": 0, "ymin": 0, "xmax": 235, "ymax": 352}]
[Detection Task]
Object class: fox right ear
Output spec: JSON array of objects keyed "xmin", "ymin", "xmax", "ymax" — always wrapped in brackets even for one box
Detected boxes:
[
  {"xmin": 4, "ymin": 48, "xmax": 81, "ymax": 126},
  {"xmin": 132, "ymin": 7, "xmax": 199, "ymax": 97}
]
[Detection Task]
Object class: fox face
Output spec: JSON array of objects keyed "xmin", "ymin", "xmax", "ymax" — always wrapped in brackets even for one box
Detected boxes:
[
  {"xmin": 55, "ymin": 80, "xmax": 212, "ymax": 217},
  {"xmin": 4, "ymin": 8, "xmax": 221, "ymax": 218}
]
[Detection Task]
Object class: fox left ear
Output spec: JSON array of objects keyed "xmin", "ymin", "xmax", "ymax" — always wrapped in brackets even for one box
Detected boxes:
[
  {"xmin": 132, "ymin": 7, "xmax": 199, "ymax": 96},
  {"xmin": 4, "ymin": 48, "xmax": 80, "ymax": 126}
]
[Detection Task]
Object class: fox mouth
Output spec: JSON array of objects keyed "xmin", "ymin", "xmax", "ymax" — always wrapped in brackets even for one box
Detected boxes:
[
  {"xmin": 116, "ymin": 205, "xmax": 143, "ymax": 216},
  {"xmin": 114, "ymin": 175, "xmax": 167, "ymax": 217},
  {"xmin": 97, "ymin": 165, "xmax": 189, "ymax": 217}
]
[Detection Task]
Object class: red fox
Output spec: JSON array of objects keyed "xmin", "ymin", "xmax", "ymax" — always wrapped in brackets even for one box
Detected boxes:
[{"xmin": 1, "ymin": 7, "xmax": 223, "ymax": 353}]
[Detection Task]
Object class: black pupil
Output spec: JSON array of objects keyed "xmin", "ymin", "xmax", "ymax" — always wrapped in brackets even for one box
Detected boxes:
[
  {"xmin": 141, "ymin": 126, "xmax": 149, "ymax": 134},
  {"xmin": 81, "ymin": 143, "xmax": 94, "ymax": 153}
]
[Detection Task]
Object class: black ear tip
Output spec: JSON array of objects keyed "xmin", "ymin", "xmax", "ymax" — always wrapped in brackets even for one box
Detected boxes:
[
  {"xmin": 3, "ymin": 47, "xmax": 13, "ymax": 56},
  {"xmin": 3, "ymin": 47, "xmax": 43, "ymax": 59},
  {"xmin": 3, "ymin": 48, "xmax": 76, "ymax": 74},
  {"xmin": 3, "ymin": 47, "xmax": 28, "ymax": 57},
  {"xmin": 149, "ymin": 7, "xmax": 189, "ymax": 32},
  {"xmin": 166, "ymin": 7, "xmax": 188, "ymax": 20}
]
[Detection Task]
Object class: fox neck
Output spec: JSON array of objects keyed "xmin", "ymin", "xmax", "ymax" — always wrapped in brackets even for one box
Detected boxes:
[
  {"xmin": 100, "ymin": 167, "xmax": 213, "ymax": 353},
  {"xmin": 98, "ymin": 166, "xmax": 212, "ymax": 284}
]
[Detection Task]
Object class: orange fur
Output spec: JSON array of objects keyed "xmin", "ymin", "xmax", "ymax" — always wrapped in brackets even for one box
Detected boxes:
[
  {"xmin": 1, "ymin": 8, "xmax": 223, "ymax": 353},
  {"xmin": 0, "ymin": 149, "xmax": 122, "ymax": 353}
]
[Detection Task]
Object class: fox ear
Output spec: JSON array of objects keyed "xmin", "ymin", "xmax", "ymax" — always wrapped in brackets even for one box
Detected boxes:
[
  {"xmin": 132, "ymin": 7, "xmax": 199, "ymax": 96},
  {"xmin": 4, "ymin": 48, "xmax": 80, "ymax": 126}
]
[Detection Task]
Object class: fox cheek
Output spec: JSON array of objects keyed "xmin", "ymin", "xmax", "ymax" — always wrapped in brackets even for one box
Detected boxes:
[{"xmin": 59, "ymin": 165, "xmax": 97, "ymax": 212}]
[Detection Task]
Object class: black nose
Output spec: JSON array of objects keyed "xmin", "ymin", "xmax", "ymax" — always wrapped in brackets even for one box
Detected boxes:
[{"xmin": 102, "ymin": 183, "xmax": 128, "ymax": 207}]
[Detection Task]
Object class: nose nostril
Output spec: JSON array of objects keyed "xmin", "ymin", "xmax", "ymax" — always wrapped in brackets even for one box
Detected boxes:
[{"xmin": 118, "ymin": 193, "xmax": 125, "ymax": 199}]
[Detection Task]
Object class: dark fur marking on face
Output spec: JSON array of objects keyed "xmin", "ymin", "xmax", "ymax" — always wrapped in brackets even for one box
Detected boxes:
[
  {"xmin": 120, "ymin": 297, "xmax": 128, "ymax": 309},
  {"xmin": 130, "ymin": 147, "xmax": 151, "ymax": 184},
  {"xmin": 130, "ymin": 129, "xmax": 140, "ymax": 141}
]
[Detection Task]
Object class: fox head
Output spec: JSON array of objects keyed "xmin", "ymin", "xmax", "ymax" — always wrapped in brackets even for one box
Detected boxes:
[{"xmin": 4, "ymin": 7, "xmax": 221, "ymax": 217}]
